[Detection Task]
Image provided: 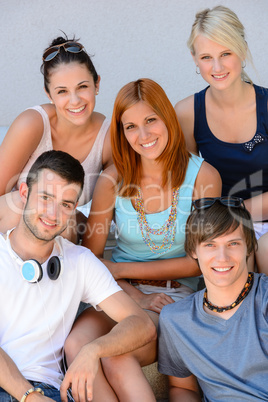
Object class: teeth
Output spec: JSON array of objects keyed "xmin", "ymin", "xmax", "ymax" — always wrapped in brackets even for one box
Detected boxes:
[
  {"xmin": 69, "ymin": 105, "xmax": 85, "ymax": 113},
  {"xmin": 213, "ymin": 267, "xmax": 231, "ymax": 272},
  {"xmin": 213, "ymin": 73, "xmax": 228, "ymax": 79},
  {"xmin": 41, "ymin": 219, "xmax": 56, "ymax": 227},
  {"xmin": 142, "ymin": 140, "xmax": 157, "ymax": 148}
]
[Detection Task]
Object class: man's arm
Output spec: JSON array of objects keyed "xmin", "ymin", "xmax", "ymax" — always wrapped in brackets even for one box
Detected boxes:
[
  {"xmin": 169, "ymin": 375, "xmax": 202, "ymax": 402},
  {"xmin": 0, "ymin": 348, "xmax": 54, "ymax": 401},
  {"xmin": 60, "ymin": 290, "xmax": 156, "ymax": 402}
]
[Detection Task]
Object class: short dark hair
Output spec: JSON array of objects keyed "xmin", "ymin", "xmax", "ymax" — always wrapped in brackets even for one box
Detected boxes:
[
  {"xmin": 185, "ymin": 201, "xmax": 257, "ymax": 257},
  {"xmin": 26, "ymin": 150, "xmax": 85, "ymax": 199},
  {"xmin": 40, "ymin": 34, "xmax": 99, "ymax": 94}
]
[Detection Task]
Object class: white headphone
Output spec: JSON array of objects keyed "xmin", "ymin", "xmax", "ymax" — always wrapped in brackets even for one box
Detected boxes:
[{"xmin": 6, "ymin": 228, "xmax": 64, "ymax": 283}]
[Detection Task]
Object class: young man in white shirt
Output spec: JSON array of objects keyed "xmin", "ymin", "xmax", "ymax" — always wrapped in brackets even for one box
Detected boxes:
[{"xmin": 0, "ymin": 150, "xmax": 156, "ymax": 402}]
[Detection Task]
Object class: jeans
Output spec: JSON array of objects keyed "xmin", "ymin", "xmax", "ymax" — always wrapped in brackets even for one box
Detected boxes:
[{"xmin": 0, "ymin": 381, "xmax": 73, "ymax": 401}]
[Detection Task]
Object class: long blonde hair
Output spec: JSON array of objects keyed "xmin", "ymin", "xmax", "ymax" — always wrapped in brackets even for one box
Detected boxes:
[{"xmin": 188, "ymin": 5, "xmax": 253, "ymax": 83}]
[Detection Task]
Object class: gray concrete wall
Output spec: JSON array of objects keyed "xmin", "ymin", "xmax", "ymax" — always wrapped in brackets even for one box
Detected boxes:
[{"xmin": 1, "ymin": 0, "xmax": 268, "ymax": 126}]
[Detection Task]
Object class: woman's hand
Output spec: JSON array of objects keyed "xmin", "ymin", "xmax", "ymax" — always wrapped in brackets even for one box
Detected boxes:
[
  {"xmin": 99, "ymin": 262, "xmax": 176, "ymax": 313},
  {"xmin": 136, "ymin": 292, "xmax": 174, "ymax": 314},
  {"xmin": 114, "ymin": 279, "xmax": 174, "ymax": 314}
]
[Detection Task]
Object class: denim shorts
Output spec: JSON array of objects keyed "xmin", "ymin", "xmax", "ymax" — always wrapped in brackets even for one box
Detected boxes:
[{"xmin": 0, "ymin": 381, "xmax": 73, "ymax": 402}]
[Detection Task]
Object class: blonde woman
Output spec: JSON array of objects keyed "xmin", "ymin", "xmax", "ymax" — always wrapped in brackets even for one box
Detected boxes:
[{"xmin": 175, "ymin": 5, "xmax": 268, "ymax": 240}]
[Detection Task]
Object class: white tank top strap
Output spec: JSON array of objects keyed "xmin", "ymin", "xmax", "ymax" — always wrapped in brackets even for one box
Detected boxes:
[
  {"xmin": 82, "ymin": 118, "xmax": 110, "ymax": 171},
  {"xmin": 26, "ymin": 105, "xmax": 51, "ymax": 142}
]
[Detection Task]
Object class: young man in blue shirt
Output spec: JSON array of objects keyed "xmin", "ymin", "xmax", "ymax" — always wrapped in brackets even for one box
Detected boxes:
[{"xmin": 158, "ymin": 197, "xmax": 268, "ymax": 401}]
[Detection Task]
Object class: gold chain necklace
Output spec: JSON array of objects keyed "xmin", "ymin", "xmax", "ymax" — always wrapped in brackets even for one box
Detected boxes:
[{"xmin": 134, "ymin": 187, "xmax": 179, "ymax": 255}]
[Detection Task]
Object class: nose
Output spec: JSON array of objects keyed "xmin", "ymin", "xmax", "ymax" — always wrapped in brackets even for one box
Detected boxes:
[
  {"xmin": 216, "ymin": 246, "xmax": 230, "ymax": 262},
  {"xmin": 212, "ymin": 58, "xmax": 223, "ymax": 73},
  {"xmin": 139, "ymin": 126, "xmax": 150, "ymax": 140},
  {"xmin": 45, "ymin": 201, "xmax": 58, "ymax": 221},
  {"xmin": 69, "ymin": 91, "xmax": 80, "ymax": 105}
]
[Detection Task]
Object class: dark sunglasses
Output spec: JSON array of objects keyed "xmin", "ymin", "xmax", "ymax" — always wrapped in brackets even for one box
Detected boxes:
[
  {"xmin": 42, "ymin": 42, "xmax": 84, "ymax": 62},
  {"xmin": 192, "ymin": 196, "xmax": 245, "ymax": 210}
]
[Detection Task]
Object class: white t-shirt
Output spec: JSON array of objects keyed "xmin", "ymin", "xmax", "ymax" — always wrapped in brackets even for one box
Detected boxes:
[{"xmin": 0, "ymin": 235, "xmax": 121, "ymax": 389}]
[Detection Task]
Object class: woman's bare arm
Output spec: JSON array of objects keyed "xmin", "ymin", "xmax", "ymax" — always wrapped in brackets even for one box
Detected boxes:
[
  {"xmin": 175, "ymin": 96, "xmax": 198, "ymax": 155},
  {"xmin": 0, "ymin": 109, "xmax": 44, "ymax": 195}
]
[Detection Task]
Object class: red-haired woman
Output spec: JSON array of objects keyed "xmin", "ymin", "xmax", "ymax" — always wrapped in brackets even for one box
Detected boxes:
[{"xmin": 65, "ymin": 78, "xmax": 221, "ymax": 401}]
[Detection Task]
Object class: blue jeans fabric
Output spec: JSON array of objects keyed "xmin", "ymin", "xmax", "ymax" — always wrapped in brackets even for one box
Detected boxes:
[{"xmin": 0, "ymin": 381, "xmax": 73, "ymax": 401}]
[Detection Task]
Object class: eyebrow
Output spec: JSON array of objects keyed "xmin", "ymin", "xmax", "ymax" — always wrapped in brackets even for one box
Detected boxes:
[
  {"xmin": 38, "ymin": 191, "xmax": 76, "ymax": 206},
  {"xmin": 77, "ymin": 80, "xmax": 90, "ymax": 85},
  {"xmin": 199, "ymin": 49, "xmax": 232, "ymax": 57},
  {"xmin": 54, "ymin": 80, "xmax": 90, "ymax": 90},
  {"xmin": 203, "ymin": 237, "xmax": 243, "ymax": 243},
  {"xmin": 123, "ymin": 113, "xmax": 157, "ymax": 126}
]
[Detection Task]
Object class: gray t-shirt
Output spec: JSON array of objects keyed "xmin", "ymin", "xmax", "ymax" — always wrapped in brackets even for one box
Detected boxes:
[{"xmin": 158, "ymin": 273, "xmax": 268, "ymax": 401}]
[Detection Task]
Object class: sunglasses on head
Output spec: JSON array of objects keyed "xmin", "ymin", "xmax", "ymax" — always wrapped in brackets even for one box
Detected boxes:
[
  {"xmin": 42, "ymin": 41, "xmax": 84, "ymax": 62},
  {"xmin": 192, "ymin": 196, "xmax": 245, "ymax": 210}
]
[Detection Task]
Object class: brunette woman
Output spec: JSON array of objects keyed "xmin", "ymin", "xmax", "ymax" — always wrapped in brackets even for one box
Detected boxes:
[{"xmin": 0, "ymin": 34, "xmax": 112, "ymax": 240}]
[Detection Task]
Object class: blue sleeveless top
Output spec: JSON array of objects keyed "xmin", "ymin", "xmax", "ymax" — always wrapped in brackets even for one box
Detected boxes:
[
  {"xmin": 111, "ymin": 154, "xmax": 203, "ymax": 290},
  {"xmin": 194, "ymin": 84, "xmax": 268, "ymax": 201}
]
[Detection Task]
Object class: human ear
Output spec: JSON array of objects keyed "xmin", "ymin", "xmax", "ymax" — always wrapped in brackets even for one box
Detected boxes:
[
  {"xmin": 95, "ymin": 75, "xmax": 101, "ymax": 95},
  {"xmin": 191, "ymin": 250, "xmax": 198, "ymax": 260},
  {"xmin": 19, "ymin": 182, "xmax": 29, "ymax": 205},
  {"xmin": 191, "ymin": 51, "xmax": 197, "ymax": 63},
  {"xmin": 44, "ymin": 88, "xmax": 53, "ymax": 104}
]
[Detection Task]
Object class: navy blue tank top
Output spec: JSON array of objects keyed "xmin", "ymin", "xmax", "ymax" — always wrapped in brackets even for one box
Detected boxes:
[{"xmin": 194, "ymin": 84, "xmax": 268, "ymax": 200}]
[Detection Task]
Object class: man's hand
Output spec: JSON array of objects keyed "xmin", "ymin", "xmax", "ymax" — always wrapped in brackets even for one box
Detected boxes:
[
  {"xmin": 60, "ymin": 344, "xmax": 99, "ymax": 402},
  {"xmin": 61, "ymin": 291, "xmax": 156, "ymax": 401}
]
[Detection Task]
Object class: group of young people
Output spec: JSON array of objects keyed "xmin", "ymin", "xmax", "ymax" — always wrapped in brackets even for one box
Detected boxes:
[{"xmin": 0, "ymin": 4, "xmax": 268, "ymax": 402}]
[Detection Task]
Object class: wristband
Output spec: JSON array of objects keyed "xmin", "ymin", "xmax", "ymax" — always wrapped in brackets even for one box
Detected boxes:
[{"xmin": 20, "ymin": 387, "xmax": 45, "ymax": 402}]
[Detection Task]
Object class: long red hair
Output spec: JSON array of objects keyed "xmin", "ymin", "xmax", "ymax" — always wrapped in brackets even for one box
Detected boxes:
[{"xmin": 111, "ymin": 78, "xmax": 190, "ymax": 197}]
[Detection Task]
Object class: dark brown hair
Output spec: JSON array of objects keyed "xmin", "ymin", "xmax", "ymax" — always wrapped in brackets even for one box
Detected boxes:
[
  {"xmin": 27, "ymin": 150, "xmax": 85, "ymax": 200},
  {"xmin": 40, "ymin": 34, "xmax": 98, "ymax": 94},
  {"xmin": 185, "ymin": 201, "xmax": 257, "ymax": 257}
]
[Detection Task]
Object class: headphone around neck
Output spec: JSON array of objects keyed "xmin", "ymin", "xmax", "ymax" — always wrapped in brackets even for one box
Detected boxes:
[{"xmin": 6, "ymin": 228, "xmax": 64, "ymax": 283}]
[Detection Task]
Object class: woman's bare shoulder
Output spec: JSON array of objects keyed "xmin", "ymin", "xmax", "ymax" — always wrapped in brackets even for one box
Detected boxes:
[
  {"xmin": 175, "ymin": 95, "xmax": 197, "ymax": 154},
  {"xmin": 194, "ymin": 161, "xmax": 222, "ymax": 198},
  {"xmin": 174, "ymin": 94, "xmax": 195, "ymax": 119},
  {"xmin": 96, "ymin": 164, "xmax": 118, "ymax": 190}
]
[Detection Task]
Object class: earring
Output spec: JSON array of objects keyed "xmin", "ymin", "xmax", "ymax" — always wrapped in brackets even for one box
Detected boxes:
[
  {"xmin": 96, "ymin": 90, "xmax": 99, "ymax": 95},
  {"xmin": 196, "ymin": 66, "xmax": 200, "ymax": 75},
  {"xmin": 242, "ymin": 61, "xmax": 246, "ymax": 69},
  {"xmin": 50, "ymin": 101, "xmax": 54, "ymax": 104}
]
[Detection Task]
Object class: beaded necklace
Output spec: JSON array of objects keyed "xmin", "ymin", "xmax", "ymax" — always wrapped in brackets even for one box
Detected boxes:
[
  {"xmin": 203, "ymin": 272, "xmax": 254, "ymax": 313},
  {"xmin": 134, "ymin": 186, "xmax": 179, "ymax": 255}
]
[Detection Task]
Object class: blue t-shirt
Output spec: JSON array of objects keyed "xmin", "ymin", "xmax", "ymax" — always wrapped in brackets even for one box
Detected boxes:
[
  {"xmin": 158, "ymin": 273, "xmax": 268, "ymax": 402},
  {"xmin": 111, "ymin": 154, "xmax": 203, "ymax": 290},
  {"xmin": 194, "ymin": 84, "xmax": 268, "ymax": 201}
]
